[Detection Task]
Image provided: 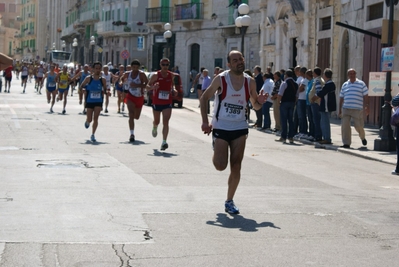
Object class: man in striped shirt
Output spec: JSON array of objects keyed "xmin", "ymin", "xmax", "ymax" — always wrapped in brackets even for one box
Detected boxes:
[{"xmin": 338, "ymin": 68, "xmax": 369, "ymax": 148}]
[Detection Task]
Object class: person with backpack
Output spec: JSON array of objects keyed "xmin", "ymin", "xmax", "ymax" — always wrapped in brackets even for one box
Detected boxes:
[{"xmin": 79, "ymin": 61, "xmax": 107, "ymax": 142}]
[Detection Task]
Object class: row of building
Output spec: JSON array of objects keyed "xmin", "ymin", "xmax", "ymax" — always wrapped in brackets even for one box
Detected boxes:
[{"xmin": 0, "ymin": 0, "xmax": 398, "ymax": 126}]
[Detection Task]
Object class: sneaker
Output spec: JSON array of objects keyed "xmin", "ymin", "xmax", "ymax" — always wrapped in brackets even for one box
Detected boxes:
[
  {"xmin": 152, "ymin": 127, "xmax": 158, "ymax": 138},
  {"xmin": 84, "ymin": 121, "xmax": 90, "ymax": 129},
  {"xmin": 275, "ymin": 131, "xmax": 282, "ymax": 136},
  {"xmin": 105, "ymin": 109, "xmax": 108, "ymax": 113},
  {"xmin": 83, "ymin": 109, "xmax": 86, "ymax": 115},
  {"xmin": 160, "ymin": 142, "xmax": 168, "ymax": 151},
  {"xmin": 117, "ymin": 109, "xmax": 121, "ymax": 114},
  {"xmin": 362, "ymin": 139, "xmax": 367, "ymax": 146},
  {"xmin": 289, "ymin": 138, "xmax": 294, "ymax": 144},
  {"xmin": 129, "ymin": 134, "xmax": 135, "ymax": 142},
  {"xmin": 79, "ymin": 100, "xmax": 82, "ymax": 105},
  {"xmin": 90, "ymin": 134, "xmax": 96, "ymax": 142},
  {"xmin": 50, "ymin": 108, "xmax": 53, "ymax": 113},
  {"xmin": 225, "ymin": 200, "xmax": 240, "ymax": 214},
  {"xmin": 340, "ymin": 144, "xmax": 350, "ymax": 148},
  {"xmin": 319, "ymin": 140, "xmax": 332, "ymax": 144},
  {"xmin": 22, "ymin": 89, "xmax": 25, "ymax": 94},
  {"xmin": 47, "ymin": 99, "xmax": 50, "ymax": 104},
  {"xmin": 391, "ymin": 170, "xmax": 399, "ymax": 175},
  {"xmin": 121, "ymin": 104, "xmax": 125, "ymax": 112},
  {"xmin": 62, "ymin": 109, "xmax": 66, "ymax": 114},
  {"xmin": 275, "ymin": 137, "xmax": 286, "ymax": 142}
]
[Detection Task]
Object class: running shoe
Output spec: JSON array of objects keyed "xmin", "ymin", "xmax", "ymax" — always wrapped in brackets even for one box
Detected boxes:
[
  {"xmin": 84, "ymin": 121, "xmax": 90, "ymax": 129},
  {"xmin": 83, "ymin": 109, "xmax": 86, "ymax": 115},
  {"xmin": 121, "ymin": 104, "xmax": 125, "ymax": 112},
  {"xmin": 90, "ymin": 134, "xmax": 96, "ymax": 142},
  {"xmin": 225, "ymin": 200, "xmax": 240, "ymax": 214},
  {"xmin": 129, "ymin": 134, "xmax": 135, "ymax": 142},
  {"xmin": 50, "ymin": 108, "xmax": 53, "ymax": 113},
  {"xmin": 152, "ymin": 127, "xmax": 158, "ymax": 138},
  {"xmin": 62, "ymin": 109, "xmax": 66, "ymax": 114},
  {"xmin": 22, "ymin": 89, "xmax": 25, "ymax": 94},
  {"xmin": 105, "ymin": 109, "xmax": 108, "ymax": 113},
  {"xmin": 160, "ymin": 142, "xmax": 168, "ymax": 151}
]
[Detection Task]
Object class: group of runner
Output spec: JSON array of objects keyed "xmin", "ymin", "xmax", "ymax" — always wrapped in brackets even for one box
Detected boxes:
[{"xmin": 36, "ymin": 58, "xmax": 179, "ymax": 150}]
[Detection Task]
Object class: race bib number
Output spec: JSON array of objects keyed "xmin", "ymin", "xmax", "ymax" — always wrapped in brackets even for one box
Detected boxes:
[
  {"xmin": 124, "ymin": 83, "xmax": 129, "ymax": 90},
  {"xmin": 222, "ymin": 103, "xmax": 243, "ymax": 119},
  {"xmin": 90, "ymin": 92, "xmax": 101, "ymax": 99},
  {"xmin": 48, "ymin": 82, "xmax": 56, "ymax": 87},
  {"xmin": 129, "ymin": 88, "xmax": 141, "ymax": 97},
  {"xmin": 60, "ymin": 80, "xmax": 67, "ymax": 85},
  {"xmin": 158, "ymin": 91, "xmax": 170, "ymax": 100}
]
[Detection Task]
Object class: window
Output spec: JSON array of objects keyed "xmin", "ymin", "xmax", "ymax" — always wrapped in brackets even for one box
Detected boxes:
[
  {"xmin": 368, "ymin": 2, "xmax": 383, "ymax": 21},
  {"xmin": 320, "ymin": 16, "xmax": 331, "ymax": 31},
  {"xmin": 0, "ymin": 3, "xmax": 5, "ymax": 12},
  {"xmin": 9, "ymin": 3, "xmax": 16, "ymax": 13}
]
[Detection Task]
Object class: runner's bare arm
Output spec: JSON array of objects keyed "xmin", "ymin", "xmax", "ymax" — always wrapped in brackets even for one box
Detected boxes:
[
  {"xmin": 249, "ymin": 78, "xmax": 267, "ymax": 110},
  {"xmin": 200, "ymin": 75, "xmax": 221, "ymax": 134},
  {"xmin": 79, "ymin": 76, "xmax": 90, "ymax": 91},
  {"xmin": 146, "ymin": 73, "xmax": 158, "ymax": 92}
]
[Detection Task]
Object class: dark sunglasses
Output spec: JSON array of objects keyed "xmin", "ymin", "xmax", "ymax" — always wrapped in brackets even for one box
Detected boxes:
[{"xmin": 161, "ymin": 64, "xmax": 169, "ymax": 66}]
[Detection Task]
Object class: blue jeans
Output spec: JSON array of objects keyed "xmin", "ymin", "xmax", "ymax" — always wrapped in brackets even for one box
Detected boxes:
[
  {"xmin": 297, "ymin": 100, "xmax": 308, "ymax": 134},
  {"xmin": 280, "ymin": 101, "xmax": 295, "ymax": 139},
  {"xmin": 307, "ymin": 105, "xmax": 314, "ymax": 137},
  {"xmin": 311, "ymin": 103, "xmax": 322, "ymax": 140},
  {"xmin": 320, "ymin": 111, "xmax": 331, "ymax": 142},
  {"xmin": 262, "ymin": 101, "xmax": 273, "ymax": 129}
]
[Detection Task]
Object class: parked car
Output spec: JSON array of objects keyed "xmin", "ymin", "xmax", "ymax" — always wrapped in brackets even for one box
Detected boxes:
[{"xmin": 144, "ymin": 72, "xmax": 183, "ymax": 108}]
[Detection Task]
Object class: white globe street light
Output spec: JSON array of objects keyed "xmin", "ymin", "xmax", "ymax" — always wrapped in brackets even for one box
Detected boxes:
[
  {"xmin": 90, "ymin": 36, "xmax": 95, "ymax": 64},
  {"xmin": 163, "ymin": 23, "xmax": 172, "ymax": 59},
  {"xmin": 235, "ymin": 4, "xmax": 251, "ymax": 54},
  {"xmin": 61, "ymin": 40, "xmax": 66, "ymax": 51},
  {"xmin": 73, "ymin": 38, "xmax": 78, "ymax": 64}
]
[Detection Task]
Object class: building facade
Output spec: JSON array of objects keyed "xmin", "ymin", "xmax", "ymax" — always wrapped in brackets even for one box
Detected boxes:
[{"xmin": 0, "ymin": 0, "xmax": 21, "ymax": 60}]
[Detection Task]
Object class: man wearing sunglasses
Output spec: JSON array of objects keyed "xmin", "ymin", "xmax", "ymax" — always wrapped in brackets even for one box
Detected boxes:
[{"xmin": 146, "ymin": 58, "xmax": 178, "ymax": 151}]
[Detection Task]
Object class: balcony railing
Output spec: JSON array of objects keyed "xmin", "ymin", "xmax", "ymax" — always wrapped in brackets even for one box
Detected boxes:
[
  {"xmin": 96, "ymin": 21, "xmax": 115, "ymax": 34},
  {"xmin": 61, "ymin": 22, "xmax": 76, "ymax": 37},
  {"xmin": 175, "ymin": 3, "xmax": 204, "ymax": 21},
  {"xmin": 114, "ymin": 23, "xmax": 148, "ymax": 34},
  {"xmin": 146, "ymin": 7, "xmax": 173, "ymax": 24},
  {"xmin": 80, "ymin": 10, "xmax": 100, "ymax": 23}
]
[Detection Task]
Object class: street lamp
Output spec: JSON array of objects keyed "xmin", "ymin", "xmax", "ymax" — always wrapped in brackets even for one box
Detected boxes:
[
  {"xmin": 73, "ymin": 38, "xmax": 78, "ymax": 64},
  {"xmin": 235, "ymin": 4, "xmax": 251, "ymax": 55},
  {"xmin": 90, "ymin": 36, "xmax": 95, "ymax": 64},
  {"xmin": 163, "ymin": 23, "xmax": 172, "ymax": 59},
  {"xmin": 52, "ymin": 42, "xmax": 56, "ymax": 50},
  {"xmin": 61, "ymin": 40, "xmax": 66, "ymax": 51}
]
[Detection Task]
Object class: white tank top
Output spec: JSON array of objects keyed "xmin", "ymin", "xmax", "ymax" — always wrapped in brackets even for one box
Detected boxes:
[
  {"xmin": 211, "ymin": 71, "xmax": 250, "ymax": 131},
  {"xmin": 102, "ymin": 72, "xmax": 111, "ymax": 89},
  {"xmin": 127, "ymin": 71, "xmax": 143, "ymax": 97}
]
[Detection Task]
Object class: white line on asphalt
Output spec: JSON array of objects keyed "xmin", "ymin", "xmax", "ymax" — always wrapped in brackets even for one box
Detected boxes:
[{"xmin": 0, "ymin": 243, "xmax": 5, "ymax": 263}]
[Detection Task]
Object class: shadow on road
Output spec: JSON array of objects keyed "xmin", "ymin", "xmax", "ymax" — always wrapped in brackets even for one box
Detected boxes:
[
  {"xmin": 81, "ymin": 140, "xmax": 109, "ymax": 145},
  {"xmin": 206, "ymin": 213, "xmax": 280, "ymax": 232},
  {"xmin": 150, "ymin": 149, "xmax": 178, "ymax": 158},
  {"xmin": 119, "ymin": 140, "xmax": 146, "ymax": 145}
]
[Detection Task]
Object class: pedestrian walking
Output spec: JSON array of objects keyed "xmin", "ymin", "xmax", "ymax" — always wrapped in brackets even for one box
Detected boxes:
[{"xmin": 338, "ymin": 68, "xmax": 369, "ymax": 148}]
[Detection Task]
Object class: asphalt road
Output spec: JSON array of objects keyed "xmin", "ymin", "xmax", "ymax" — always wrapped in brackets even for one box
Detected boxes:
[{"xmin": 0, "ymin": 77, "xmax": 398, "ymax": 266}]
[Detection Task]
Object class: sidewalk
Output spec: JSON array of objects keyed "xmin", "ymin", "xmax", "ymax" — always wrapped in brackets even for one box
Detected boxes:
[{"xmin": 182, "ymin": 96, "xmax": 397, "ymax": 166}]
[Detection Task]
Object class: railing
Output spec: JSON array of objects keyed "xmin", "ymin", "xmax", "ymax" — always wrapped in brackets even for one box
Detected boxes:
[
  {"xmin": 80, "ymin": 10, "xmax": 100, "ymax": 23},
  {"xmin": 113, "ymin": 23, "xmax": 148, "ymax": 34},
  {"xmin": 175, "ymin": 3, "xmax": 204, "ymax": 21},
  {"xmin": 96, "ymin": 21, "xmax": 115, "ymax": 33},
  {"xmin": 62, "ymin": 22, "xmax": 75, "ymax": 37},
  {"xmin": 146, "ymin": 7, "xmax": 173, "ymax": 23}
]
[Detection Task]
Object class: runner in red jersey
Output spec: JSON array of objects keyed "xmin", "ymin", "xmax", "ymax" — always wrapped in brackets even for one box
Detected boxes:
[{"xmin": 146, "ymin": 58, "xmax": 178, "ymax": 151}]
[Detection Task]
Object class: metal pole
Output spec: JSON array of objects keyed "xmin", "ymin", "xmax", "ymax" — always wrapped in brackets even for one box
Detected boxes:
[
  {"xmin": 241, "ymin": 26, "xmax": 247, "ymax": 54},
  {"xmin": 91, "ymin": 46, "xmax": 94, "ymax": 64},
  {"xmin": 375, "ymin": 0, "xmax": 396, "ymax": 151}
]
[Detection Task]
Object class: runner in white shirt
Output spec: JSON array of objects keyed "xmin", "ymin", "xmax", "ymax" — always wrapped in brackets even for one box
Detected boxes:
[
  {"xmin": 102, "ymin": 65, "xmax": 112, "ymax": 113},
  {"xmin": 20, "ymin": 62, "xmax": 29, "ymax": 93}
]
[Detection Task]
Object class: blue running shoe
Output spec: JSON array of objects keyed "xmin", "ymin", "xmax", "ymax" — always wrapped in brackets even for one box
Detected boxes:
[
  {"xmin": 90, "ymin": 134, "xmax": 96, "ymax": 142},
  {"xmin": 225, "ymin": 200, "xmax": 239, "ymax": 214},
  {"xmin": 84, "ymin": 121, "xmax": 90, "ymax": 129}
]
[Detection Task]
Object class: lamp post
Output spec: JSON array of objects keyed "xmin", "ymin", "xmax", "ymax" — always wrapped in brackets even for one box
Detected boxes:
[
  {"xmin": 235, "ymin": 4, "xmax": 251, "ymax": 55},
  {"xmin": 374, "ymin": 0, "xmax": 399, "ymax": 151},
  {"xmin": 73, "ymin": 38, "xmax": 78, "ymax": 65},
  {"xmin": 163, "ymin": 23, "xmax": 172, "ymax": 59},
  {"xmin": 90, "ymin": 36, "xmax": 95, "ymax": 64},
  {"xmin": 52, "ymin": 42, "xmax": 56, "ymax": 50},
  {"xmin": 61, "ymin": 40, "xmax": 66, "ymax": 51}
]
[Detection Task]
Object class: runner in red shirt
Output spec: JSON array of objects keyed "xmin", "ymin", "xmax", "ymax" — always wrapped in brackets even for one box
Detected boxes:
[
  {"xmin": 146, "ymin": 58, "xmax": 178, "ymax": 151},
  {"xmin": 3, "ymin": 65, "xmax": 13, "ymax": 93}
]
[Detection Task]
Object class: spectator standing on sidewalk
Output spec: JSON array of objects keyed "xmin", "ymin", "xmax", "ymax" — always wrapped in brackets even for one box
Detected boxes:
[
  {"xmin": 338, "ymin": 68, "xmax": 369, "ymax": 148},
  {"xmin": 276, "ymin": 69, "xmax": 298, "ymax": 143},
  {"xmin": 391, "ymin": 95, "xmax": 399, "ymax": 175},
  {"xmin": 295, "ymin": 66, "xmax": 307, "ymax": 138},
  {"xmin": 305, "ymin": 69, "xmax": 315, "ymax": 140},
  {"xmin": 271, "ymin": 71, "xmax": 282, "ymax": 133},
  {"xmin": 261, "ymin": 73, "xmax": 274, "ymax": 131},
  {"xmin": 253, "ymin": 65, "xmax": 264, "ymax": 128},
  {"xmin": 312, "ymin": 68, "xmax": 336, "ymax": 144},
  {"xmin": 309, "ymin": 67, "xmax": 324, "ymax": 142}
]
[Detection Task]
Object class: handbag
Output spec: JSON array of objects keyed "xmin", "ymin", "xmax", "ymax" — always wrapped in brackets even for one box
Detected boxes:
[{"xmin": 390, "ymin": 108, "xmax": 399, "ymax": 126}]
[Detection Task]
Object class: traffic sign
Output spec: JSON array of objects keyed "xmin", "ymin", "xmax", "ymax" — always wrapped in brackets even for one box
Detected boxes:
[
  {"xmin": 120, "ymin": 50, "xmax": 130, "ymax": 60},
  {"xmin": 98, "ymin": 47, "xmax": 103, "ymax": 53},
  {"xmin": 369, "ymin": 72, "xmax": 399, "ymax": 96}
]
